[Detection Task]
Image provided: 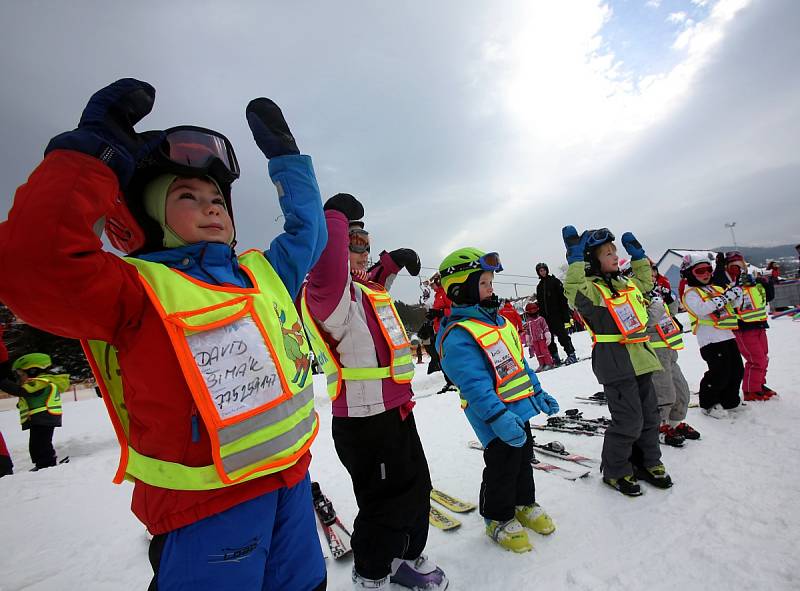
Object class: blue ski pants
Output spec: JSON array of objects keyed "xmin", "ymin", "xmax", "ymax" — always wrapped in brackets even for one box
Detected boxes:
[{"xmin": 148, "ymin": 474, "xmax": 326, "ymax": 591}]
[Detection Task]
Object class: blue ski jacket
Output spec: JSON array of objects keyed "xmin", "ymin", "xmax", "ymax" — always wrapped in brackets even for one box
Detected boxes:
[{"xmin": 436, "ymin": 304, "xmax": 546, "ymax": 447}]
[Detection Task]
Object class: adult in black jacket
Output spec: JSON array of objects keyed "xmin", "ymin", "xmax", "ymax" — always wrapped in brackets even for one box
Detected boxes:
[{"xmin": 535, "ymin": 263, "xmax": 576, "ymax": 364}]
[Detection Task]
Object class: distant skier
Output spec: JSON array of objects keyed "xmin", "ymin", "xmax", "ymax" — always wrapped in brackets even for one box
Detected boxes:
[
  {"xmin": 0, "ymin": 353, "xmax": 67, "ymax": 471},
  {"xmin": 535, "ymin": 263, "xmax": 577, "ymax": 365},
  {"xmin": 521, "ymin": 302, "xmax": 554, "ymax": 371}
]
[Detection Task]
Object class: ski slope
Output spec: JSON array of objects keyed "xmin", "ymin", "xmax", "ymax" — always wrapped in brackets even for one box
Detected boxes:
[{"xmin": 1, "ymin": 313, "xmax": 798, "ymax": 590}]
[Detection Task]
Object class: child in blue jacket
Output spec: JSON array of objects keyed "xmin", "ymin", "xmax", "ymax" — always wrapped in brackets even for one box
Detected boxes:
[{"xmin": 436, "ymin": 248, "xmax": 560, "ymax": 553}]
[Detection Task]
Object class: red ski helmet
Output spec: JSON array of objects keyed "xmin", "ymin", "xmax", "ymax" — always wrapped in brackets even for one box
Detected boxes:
[{"xmin": 524, "ymin": 302, "xmax": 539, "ymax": 314}]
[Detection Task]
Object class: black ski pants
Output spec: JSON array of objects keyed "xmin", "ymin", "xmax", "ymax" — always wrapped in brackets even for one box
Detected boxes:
[
  {"xmin": 601, "ymin": 374, "xmax": 662, "ymax": 479},
  {"xmin": 332, "ymin": 408, "xmax": 432, "ymax": 581},
  {"xmin": 543, "ymin": 315, "xmax": 575, "ymax": 359},
  {"xmin": 28, "ymin": 425, "xmax": 57, "ymax": 469},
  {"xmin": 480, "ymin": 423, "xmax": 535, "ymax": 522},
  {"xmin": 699, "ymin": 339, "xmax": 744, "ymax": 410}
]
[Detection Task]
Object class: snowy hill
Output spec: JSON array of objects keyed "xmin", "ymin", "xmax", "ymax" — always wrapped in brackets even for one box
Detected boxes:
[{"xmin": 1, "ymin": 314, "xmax": 798, "ymax": 591}]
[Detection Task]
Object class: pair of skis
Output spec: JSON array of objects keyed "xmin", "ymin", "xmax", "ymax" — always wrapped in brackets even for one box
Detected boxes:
[
  {"xmin": 429, "ymin": 489, "xmax": 476, "ymax": 531},
  {"xmin": 467, "ymin": 440, "xmax": 594, "ymax": 480},
  {"xmin": 312, "ymin": 481, "xmax": 476, "ymax": 553}
]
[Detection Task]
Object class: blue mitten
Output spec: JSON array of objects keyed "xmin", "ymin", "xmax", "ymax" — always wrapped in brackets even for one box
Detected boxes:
[
  {"xmin": 562, "ymin": 226, "xmax": 588, "ymax": 264},
  {"xmin": 45, "ymin": 78, "xmax": 164, "ymax": 188},
  {"xmin": 246, "ymin": 98, "xmax": 300, "ymax": 159},
  {"xmin": 488, "ymin": 410, "xmax": 527, "ymax": 447},
  {"xmin": 533, "ymin": 391, "xmax": 560, "ymax": 416},
  {"xmin": 621, "ymin": 232, "xmax": 646, "ymax": 260}
]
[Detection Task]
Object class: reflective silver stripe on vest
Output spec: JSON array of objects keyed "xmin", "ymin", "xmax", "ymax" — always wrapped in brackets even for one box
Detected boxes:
[
  {"xmin": 396, "ymin": 346, "xmax": 411, "ymax": 358},
  {"xmin": 327, "ymin": 373, "xmax": 338, "ymax": 385},
  {"xmin": 394, "ymin": 362, "xmax": 415, "ymax": 375},
  {"xmin": 501, "ymin": 379, "xmax": 534, "ymax": 400},
  {"xmin": 222, "ymin": 410, "xmax": 317, "ymax": 474},
  {"xmin": 217, "ymin": 384, "xmax": 314, "ymax": 447}
]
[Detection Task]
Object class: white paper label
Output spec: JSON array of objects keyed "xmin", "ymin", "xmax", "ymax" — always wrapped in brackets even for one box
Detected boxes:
[
  {"xmin": 615, "ymin": 302, "xmax": 641, "ymax": 333},
  {"xmin": 487, "ymin": 339, "xmax": 517, "ymax": 380},
  {"xmin": 187, "ymin": 315, "xmax": 283, "ymax": 420},
  {"xmin": 377, "ymin": 304, "xmax": 407, "ymax": 346}
]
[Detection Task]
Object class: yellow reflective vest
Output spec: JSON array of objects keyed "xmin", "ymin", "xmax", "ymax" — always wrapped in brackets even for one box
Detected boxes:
[
  {"xmin": 649, "ymin": 302, "xmax": 684, "ymax": 350},
  {"xmin": 82, "ymin": 250, "xmax": 318, "ymax": 491},
  {"xmin": 583, "ymin": 280, "xmax": 650, "ymax": 346},
  {"xmin": 441, "ymin": 318, "xmax": 535, "ymax": 409},
  {"xmin": 300, "ymin": 281, "xmax": 414, "ymax": 400},
  {"xmin": 682, "ymin": 286, "xmax": 738, "ymax": 333},
  {"xmin": 736, "ymin": 284, "xmax": 768, "ymax": 323}
]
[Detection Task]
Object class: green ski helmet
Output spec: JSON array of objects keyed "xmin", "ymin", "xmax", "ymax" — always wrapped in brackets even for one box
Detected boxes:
[
  {"xmin": 438, "ymin": 247, "xmax": 502, "ymax": 304},
  {"xmin": 12, "ymin": 353, "xmax": 52, "ymax": 372}
]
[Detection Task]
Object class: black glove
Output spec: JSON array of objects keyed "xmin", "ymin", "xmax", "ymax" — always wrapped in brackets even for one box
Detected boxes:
[
  {"xmin": 246, "ymin": 98, "xmax": 300, "ymax": 159},
  {"xmin": 323, "ymin": 193, "xmax": 364, "ymax": 221},
  {"xmin": 426, "ymin": 308, "xmax": 445, "ymax": 320},
  {"xmin": 389, "ymin": 248, "xmax": 421, "ymax": 276},
  {"xmin": 45, "ymin": 78, "xmax": 164, "ymax": 188}
]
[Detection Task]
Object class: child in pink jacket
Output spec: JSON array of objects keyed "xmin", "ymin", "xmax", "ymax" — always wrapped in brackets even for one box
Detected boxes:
[{"xmin": 522, "ymin": 302, "xmax": 554, "ymax": 371}]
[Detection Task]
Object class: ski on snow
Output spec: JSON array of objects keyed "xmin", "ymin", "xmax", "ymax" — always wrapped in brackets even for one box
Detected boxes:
[
  {"xmin": 532, "ymin": 423, "xmax": 604, "ymax": 437},
  {"xmin": 531, "ymin": 440, "xmax": 599, "ymax": 467},
  {"xmin": 311, "ymin": 481, "xmax": 353, "ymax": 560},
  {"xmin": 429, "ymin": 505, "xmax": 461, "ymax": 530},
  {"xmin": 467, "ymin": 440, "xmax": 590, "ymax": 480},
  {"xmin": 430, "ymin": 489, "xmax": 476, "ymax": 513}
]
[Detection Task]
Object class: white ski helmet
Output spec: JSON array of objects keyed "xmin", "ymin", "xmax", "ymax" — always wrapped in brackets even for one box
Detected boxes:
[{"xmin": 679, "ymin": 253, "xmax": 713, "ymax": 276}]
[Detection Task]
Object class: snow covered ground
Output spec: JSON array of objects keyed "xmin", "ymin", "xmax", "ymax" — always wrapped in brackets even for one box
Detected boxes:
[{"xmin": 1, "ymin": 313, "xmax": 798, "ymax": 591}]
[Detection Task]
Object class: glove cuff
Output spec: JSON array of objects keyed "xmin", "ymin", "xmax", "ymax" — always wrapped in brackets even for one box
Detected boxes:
[{"xmin": 45, "ymin": 130, "xmax": 134, "ymax": 188}]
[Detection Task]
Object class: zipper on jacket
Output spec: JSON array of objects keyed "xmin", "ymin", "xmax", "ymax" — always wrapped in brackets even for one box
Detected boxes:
[{"xmin": 190, "ymin": 407, "xmax": 200, "ymax": 443}]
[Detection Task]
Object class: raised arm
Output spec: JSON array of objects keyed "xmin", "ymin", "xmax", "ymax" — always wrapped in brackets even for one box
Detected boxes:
[{"xmin": 245, "ymin": 98, "xmax": 326, "ymax": 299}]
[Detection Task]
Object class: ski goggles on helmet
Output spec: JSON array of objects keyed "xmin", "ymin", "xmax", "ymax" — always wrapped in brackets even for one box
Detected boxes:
[
  {"xmin": 441, "ymin": 252, "xmax": 503, "ymax": 278},
  {"xmin": 586, "ymin": 228, "xmax": 615, "ymax": 248},
  {"xmin": 150, "ymin": 126, "xmax": 240, "ymax": 185}
]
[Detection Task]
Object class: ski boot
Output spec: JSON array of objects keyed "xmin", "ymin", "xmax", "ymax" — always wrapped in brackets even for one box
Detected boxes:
[
  {"xmin": 390, "ymin": 555, "xmax": 449, "ymax": 590},
  {"xmin": 563, "ymin": 353, "xmax": 578, "ymax": 365},
  {"xmin": 762, "ymin": 385, "xmax": 778, "ymax": 398},
  {"xmin": 743, "ymin": 391, "xmax": 768, "ymax": 401},
  {"xmin": 634, "ymin": 464, "xmax": 673, "ymax": 489},
  {"xmin": 658, "ymin": 424, "xmax": 685, "ymax": 447},
  {"xmin": 673, "ymin": 422, "xmax": 700, "ymax": 440},
  {"xmin": 603, "ymin": 474, "xmax": 642, "ymax": 496},
  {"xmin": 551, "ymin": 353, "xmax": 562, "ymax": 366},
  {"xmin": 515, "ymin": 503, "xmax": 555, "ymax": 535},
  {"xmin": 701, "ymin": 404, "xmax": 728, "ymax": 419},
  {"xmin": 485, "ymin": 518, "xmax": 533, "ymax": 553},
  {"xmin": 437, "ymin": 383, "xmax": 457, "ymax": 394},
  {"xmin": 352, "ymin": 568, "xmax": 390, "ymax": 590}
]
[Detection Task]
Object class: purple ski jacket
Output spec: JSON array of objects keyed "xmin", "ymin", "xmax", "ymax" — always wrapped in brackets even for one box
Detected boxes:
[{"xmin": 304, "ymin": 210, "xmax": 413, "ymax": 418}]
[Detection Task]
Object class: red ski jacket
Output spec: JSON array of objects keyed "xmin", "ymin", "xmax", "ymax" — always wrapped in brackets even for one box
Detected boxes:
[{"xmin": 0, "ymin": 152, "xmax": 310, "ymax": 534}]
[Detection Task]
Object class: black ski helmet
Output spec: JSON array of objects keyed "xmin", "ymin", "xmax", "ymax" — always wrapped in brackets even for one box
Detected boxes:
[
  {"xmin": 108, "ymin": 126, "xmax": 240, "ymax": 255},
  {"xmin": 535, "ymin": 262, "xmax": 549, "ymax": 275}
]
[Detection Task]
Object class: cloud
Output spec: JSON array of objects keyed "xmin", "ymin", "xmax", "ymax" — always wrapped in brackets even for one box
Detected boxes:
[
  {"xmin": 668, "ymin": 12, "xmax": 689, "ymax": 24},
  {"xmin": 646, "ymin": 0, "xmax": 662, "ymax": 8},
  {"xmin": 0, "ymin": 0, "xmax": 797, "ymax": 305}
]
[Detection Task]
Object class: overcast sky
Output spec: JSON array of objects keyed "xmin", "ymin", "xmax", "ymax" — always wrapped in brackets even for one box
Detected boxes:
[{"xmin": 1, "ymin": 0, "xmax": 798, "ymax": 303}]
